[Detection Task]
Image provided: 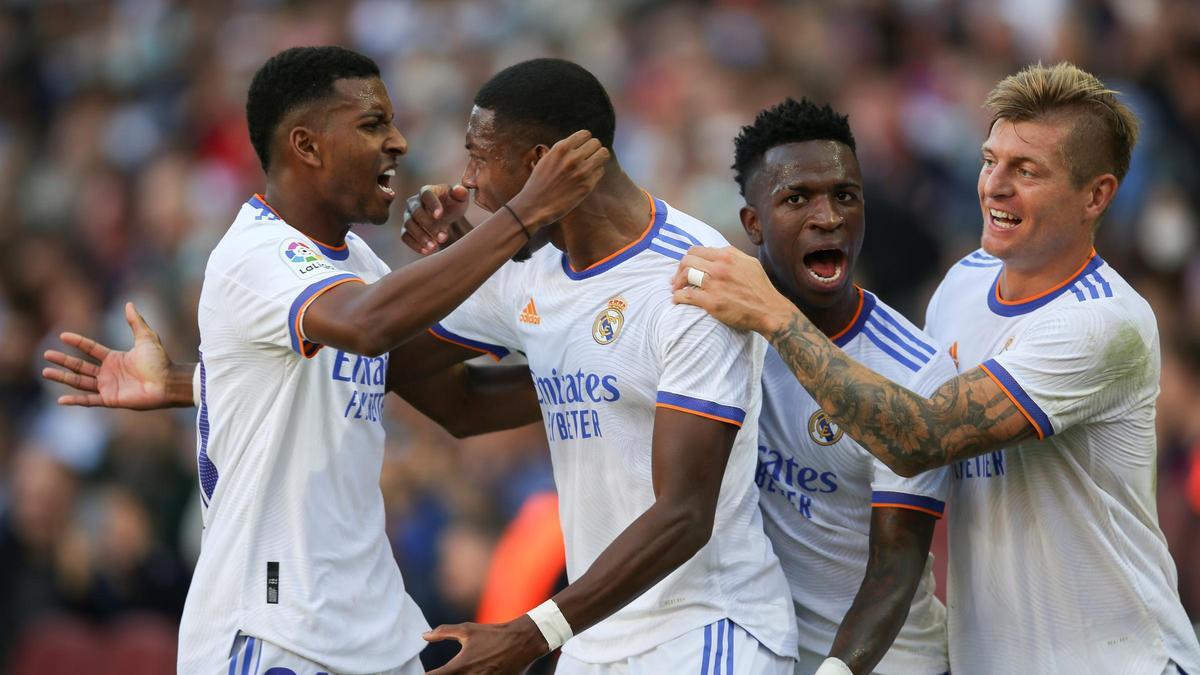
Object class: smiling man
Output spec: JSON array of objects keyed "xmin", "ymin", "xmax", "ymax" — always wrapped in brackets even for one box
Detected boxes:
[
  {"xmin": 674, "ymin": 62, "xmax": 1200, "ymax": 674},
  {"xmin": 732, "ymin": 99, "xmax": 954, "ymax": 675}
]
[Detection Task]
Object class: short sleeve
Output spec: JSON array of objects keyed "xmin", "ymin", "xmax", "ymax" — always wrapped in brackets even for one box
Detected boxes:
[
  {"xmin": 211, "ymin": 231, "xmax": 364, "ymax": 358},
  {"xmin": 869, "ymin": 349, "xmax": 958, "ymax": 517},
  {"xmin": 982, "ymin": 304, "xmax": 1153, "ymax": 439},
  {"xmin": 430, "ymin": 263, "xmax": 521, "ymax": 361},
  {"xmin": 653, "ymin": 303, "xmax": 763, "ymax": 428}
]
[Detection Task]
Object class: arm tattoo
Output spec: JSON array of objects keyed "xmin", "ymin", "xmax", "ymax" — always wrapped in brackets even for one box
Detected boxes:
[{"xmin": 768, "ymin": 309, "xmax": 1035, "ymax": 475}]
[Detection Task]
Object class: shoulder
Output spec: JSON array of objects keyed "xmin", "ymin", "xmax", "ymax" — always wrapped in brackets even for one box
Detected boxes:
[
  {"xmin": 1021, "ymin": 298, "xmax": 1155, "ymax": 363},
  {"xmin": 344, "ymin": 231, "xmax": 391, "ymax": 275},
  {"xmin": 643, "ymin": 199, "xmax": 731, "ymax": 264},
  {"xmin": 845, "ymin": 290, "xmax": 942, "ymax": 378},
  {"xmin": 935, "ymin": 248, "xmax": 1004, "ymax": 290}
]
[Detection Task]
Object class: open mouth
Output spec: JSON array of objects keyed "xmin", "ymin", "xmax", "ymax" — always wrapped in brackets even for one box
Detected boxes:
[
  {"xmin": 377, "ymin": 168, "xmax": 396, "ymax": 198},
  {"xmin": 989, "ymin": 207, "xmax": 1022, "ymax": 230},
  {"xmin": 802, "ymin": 248, "xmax": 846, "ymax": 285}
]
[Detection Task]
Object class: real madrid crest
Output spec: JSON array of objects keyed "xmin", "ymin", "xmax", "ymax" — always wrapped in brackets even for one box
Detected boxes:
[
  {"xmin": 808, "ymin": 409, "xmax": 844, "ymax": 446},
  {"xmin": 592, "ymin": 297, "xmax": 627, "ymax": 345}
]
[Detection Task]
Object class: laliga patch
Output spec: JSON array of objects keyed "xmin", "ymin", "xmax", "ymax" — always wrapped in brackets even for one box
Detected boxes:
[{"xmin": 280, "ymin": 239, "xmax": 337, "ymax": 279}]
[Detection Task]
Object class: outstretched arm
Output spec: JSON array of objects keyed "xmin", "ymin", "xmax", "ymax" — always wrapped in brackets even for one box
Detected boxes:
[
  {"xmin": 42, "ymin": 302, "xmax": 196, "ymax": 409},
  {"xmin": 672, "ymin": 246, "xmax": 1035, "ymax": 476},
  {"xmin": 829, "ymin": 507, "xmax": 938, "ymax": 673},
  {"xmin": 423, "ymin": 409, "xmax": 738, "ymax": 674}
]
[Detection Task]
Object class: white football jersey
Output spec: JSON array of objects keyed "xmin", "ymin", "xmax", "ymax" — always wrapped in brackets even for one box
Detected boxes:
[
  {"xmin": 924, "ymin": 248, "xmax": 1200, "ymax": 674},
  {"xmin": 435, "ymin": 196, "xmax": 798, "ymax": 663},
  {"xmin": 758, "ymin": 288, "xmax": 954, "ymax": 674},
  {"xmin": 180, "ymin": 195, "xmax": 428, "ymax": 674}
]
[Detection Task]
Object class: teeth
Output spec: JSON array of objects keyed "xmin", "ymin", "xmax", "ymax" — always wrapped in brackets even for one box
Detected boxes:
[
  {"xmin": 807, "ymin": 262, "xmax": 844, "ymax": 283},
  {"xmin": 990, "ymin": 208, "xmax": 1020, "ymax": 221},
  {"xmin": 383, "ymin": 168, "xmax": 395, "ymax": 176},
  {"xmin": 380, "ymin": 185, "xmax": 395, "ymax": 196}
]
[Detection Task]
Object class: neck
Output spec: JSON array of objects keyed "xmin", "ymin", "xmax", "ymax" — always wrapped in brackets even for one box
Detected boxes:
[
  {"xmin": 997, "ymin": 240, "xmax": 1094, "ymax": 301},
  {"xmin": 772, "ymin": 267, "xmax": 861, "ymax": 338},
  {"xmin": 262, "ymin": 173, "xmax": 351, "ymax": 245},
  {"xmin": 559, "ymin": 165, "xmax": 653, "ymax": 271}
]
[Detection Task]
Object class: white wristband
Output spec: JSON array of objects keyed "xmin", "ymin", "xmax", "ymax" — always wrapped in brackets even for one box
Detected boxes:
[
  {"xmin": 192, "ymin": 364, "xmax": 202, "ymax": 406},
  {"xmin": 526, "ymin": 599, "xmax": 573, "ymax": 651},
  {"xmin": 814, "ymin": 657, "xmax": 854, "ymax": 675}
]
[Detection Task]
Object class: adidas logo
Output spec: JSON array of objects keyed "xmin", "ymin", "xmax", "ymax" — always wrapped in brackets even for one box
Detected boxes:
[{"xmin": 519, "ymin": 298, "xmax": 541, "ymax": 325}]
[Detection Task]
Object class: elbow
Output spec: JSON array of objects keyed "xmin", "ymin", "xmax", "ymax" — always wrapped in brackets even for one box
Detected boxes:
[
  {"xmin": 662, "ymin": 503, "xmax": 715, "ymax": 558},
  {"xmin": 348, "ymin": 319, "xmax": 395, "ymax": 358}
]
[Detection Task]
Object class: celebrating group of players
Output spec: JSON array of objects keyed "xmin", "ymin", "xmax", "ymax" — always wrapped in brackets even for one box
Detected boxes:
[{"xmin": 42, "ymin": 46, "xmax": 1200, "ymax": 675}]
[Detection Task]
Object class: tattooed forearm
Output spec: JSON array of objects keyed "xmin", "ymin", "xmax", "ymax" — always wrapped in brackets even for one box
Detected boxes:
[{"xmin": 768, "ymin": 308, "xmax": 1035, "ymax": 475}]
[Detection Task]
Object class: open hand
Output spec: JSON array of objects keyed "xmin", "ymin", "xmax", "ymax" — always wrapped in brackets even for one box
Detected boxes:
[
  {"xmin": 423, "ymin": 617, "xmax": 548, "ymax": 675},
  {"xmin": 402, "ymin": 183, "xmax": 473, "ymax": 255},
  {"xmin": 507, "ymin": 130, "xmax": 610, "ymax": 232},
  {"xmin": 42, "ymin": 302, "xmax": 176, "ymax": 410}
]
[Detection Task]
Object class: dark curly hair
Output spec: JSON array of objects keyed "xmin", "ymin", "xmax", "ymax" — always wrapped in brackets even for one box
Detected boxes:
[
  {"xmin": 246, "ymin": 46, "xmax": 380, "ymax": 172},
  {"xmin": 474, "ymin": 58, "xmax": 616, "ymax": 150},
  {"xmin": 732, "ymin": 98, "xmax": 856, "ymax": 197}
]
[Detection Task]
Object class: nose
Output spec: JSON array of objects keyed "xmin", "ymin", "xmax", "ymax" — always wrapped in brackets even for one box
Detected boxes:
[
  {"xmin": 385, "ymin": 126, "xmax": 408, "ymax": 156},
  {"xmin": 981, "ymin": 163, "xmax": 1013, "ymax": 200},
  {"xmin": 460, "ymin": 161, "xmax": 478, "ymax": 190},
  {"xmin": 808, "ymin": 194, "xmax": 844, "ymax": 231}
]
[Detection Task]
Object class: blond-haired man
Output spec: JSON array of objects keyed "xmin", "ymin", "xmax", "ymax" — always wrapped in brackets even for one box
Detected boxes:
[{"xmin": 673, "ymin": 62, "xmax": 1200, "ymax": 674}]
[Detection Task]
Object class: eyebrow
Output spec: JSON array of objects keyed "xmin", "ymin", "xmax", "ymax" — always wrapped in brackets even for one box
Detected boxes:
[
  {"xmin": 778, "ymin": 180, "xmax": 861, "ymax": 192},
  {"xmin": 981, "ymin": 144, "xmax": 1044, "ymax": 166}
]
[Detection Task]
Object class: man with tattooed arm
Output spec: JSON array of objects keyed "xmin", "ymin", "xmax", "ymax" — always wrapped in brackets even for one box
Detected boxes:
[{"xmin": 675, "ymin": 63, "xmax": 1200, "ymax": 675}]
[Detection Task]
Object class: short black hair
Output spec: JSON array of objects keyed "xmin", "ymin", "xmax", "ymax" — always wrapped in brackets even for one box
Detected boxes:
[
  {"xmin": 246, "ymin": 46, "xmax": 381, "ymax": 172},
  {"xmin": 732, "ymin": 98, "xmax": 857, "ymax": 197},
  {"xmin": 474, "ymin": 58, "xmax": 615, "ymax": 149}
]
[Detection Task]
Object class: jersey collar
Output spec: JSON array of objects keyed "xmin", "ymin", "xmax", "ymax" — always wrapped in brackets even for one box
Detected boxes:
[
  {"xmin": 247, "ymin": 194, "xmax": 351, "ymax": 261},
  {"xmin": 986, "ymin": 250, "xmax": 1103, "ymax": 317},
  {"xmin": 830, "ymin": 287, "xmax": 876, "ymax": 347},
  {"xmin": 560, "ymin": 193, "xmax": 665, "ymax": 281}
]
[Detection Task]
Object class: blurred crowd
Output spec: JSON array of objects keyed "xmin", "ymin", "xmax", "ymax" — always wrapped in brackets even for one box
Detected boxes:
[{"xmin": 1, "ymin": 0, "xmax": 1199, "ymax": 671}]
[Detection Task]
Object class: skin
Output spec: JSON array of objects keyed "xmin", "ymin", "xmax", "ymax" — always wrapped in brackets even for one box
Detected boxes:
[
  {"xmin": 258, "ymin": 76, "xmax": 611, "ymax": 358},
  {"xmin": 45, "ymin": 100, "xmax": 746, "ymax": 675},
  {"xmin": 409, "ymin": 105, "xmax": 746, "ymax": 675},
  {"xmin": 979, "ymin": 117, "xmax": 1118, "ymax": 298},
  {"xmin": 669, "ymin": 114, "xmax": 1122, "ymax": 478},
  {"xmin": 742, "ymin": 140, "xmax": 935, "ymax": 674}
]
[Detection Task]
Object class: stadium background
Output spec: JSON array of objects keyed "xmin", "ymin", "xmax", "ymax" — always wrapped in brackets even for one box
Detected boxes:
[{"xmin": 1, "ymin": 0, "xmax": 1199, "ymax": 672}]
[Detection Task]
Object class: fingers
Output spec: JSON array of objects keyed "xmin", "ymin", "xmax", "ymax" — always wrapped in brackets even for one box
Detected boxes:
[
  {"xmin": 422, "ymin": 623, "xmax": 469, "ymax": 644},
  {"xmin": 42, "ymin": 366, "xmax": 99, "ymax": 394},
  {"xmin": 44, "ymin": 349, "xmax": 101, "ymax": 378},
  {"xmin": 448, "ymin": 184, "xmax": 469, "ymax": 203},
  {"xmin": 580, "ymin": 141, "xmax": 611, "ymax": 173},
  {"xmin": 60, "ymin": 331, "xmax": 111, "ymax": 362},
  {"xmin": 671, "ymin": 248, "xmax": 732, "ymax": 289},
  {"xmin": 672, "ymin": 283, "xmax": 710, "ymax": 308},
  {"xmin": 558, "ymin": 129, "xmax": 594, "ymax": 150},
  {"xmin": 56, "ymin": 393, "xmax": 105, "ymax": 407},
  {"xmin": 403, "ymin": 194, "xmax": 439, "ymax": 255},
  {"xmin": 419, "ymin": 185, "xmax": 444, "ymax": 219},
  {"xmin": 125, "ymin": 302, "xmax": 155, "ymax": 342}
]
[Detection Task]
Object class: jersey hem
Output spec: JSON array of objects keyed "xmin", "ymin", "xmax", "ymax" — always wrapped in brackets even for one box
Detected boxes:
[
  {"xmin": 978, "ymin": 359, "xmax": 1053, "ymax": 438},
  {"xmin": 655, "ymin": 391, "xmax": 746, "ymax": 427},
  {"xmin": 427, "ymin": 324, "xmax": 509, "ymax": 361},
  {"xmin": 288, "ymin": 274, "xmax": 364, "ymax": 358}
]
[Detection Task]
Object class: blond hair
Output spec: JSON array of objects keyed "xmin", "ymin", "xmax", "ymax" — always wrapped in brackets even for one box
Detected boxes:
[{"xmin": 985, "ymin": 62, "xmax": 1140, "ymax": 186}]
